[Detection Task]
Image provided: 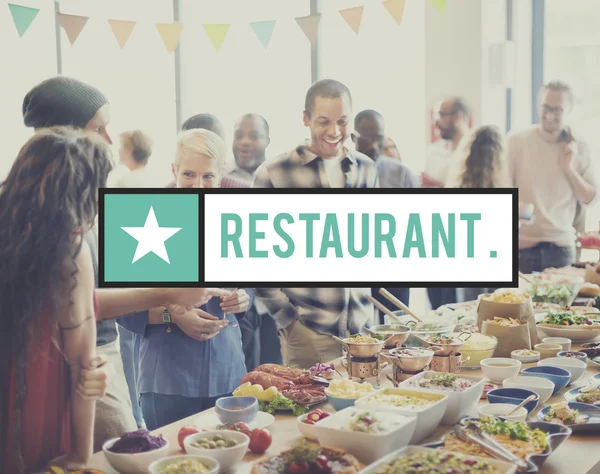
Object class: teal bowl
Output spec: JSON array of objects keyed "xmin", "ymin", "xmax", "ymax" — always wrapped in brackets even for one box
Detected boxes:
[
  {"xmin": 215, "ymin": 396, "xmax": 258, "ymax": 424},
  {"xmin": 325, "ymin": 393, "xmax": 357, "ymax": 411}
]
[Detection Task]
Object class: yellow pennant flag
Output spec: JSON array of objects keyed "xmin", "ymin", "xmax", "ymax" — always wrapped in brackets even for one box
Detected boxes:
[
  {"xmin": 432, "ymin": 0, "xmax": 448, "ymax": 13},
  {"xmin": 382, "ymin": 0, "xmax": 406, "ymax": 25},
  {"xmin": 156, "ymin": 21, "xmax": 183, "ymax": 53},
  {"xmin": 339, "ymin": 6, "xmax": 364, "ymax": 35},
  {"xmin": 58, "ymin": 13, "xmax": 89, "ymax": 45},
  {"xmin": 203, "ymin": 24, "xmax": 231, "ymax": 52},
  {"xmin": 295, "ymin": 14, "xmax": 321, "ymax": 46},
  {"xmin": 108, "ymin": 19, "xmax": 136, "ymax": 49}
]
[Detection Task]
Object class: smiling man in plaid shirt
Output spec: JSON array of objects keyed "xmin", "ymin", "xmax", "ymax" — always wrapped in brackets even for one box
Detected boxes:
[{"xmin": 253, "ymin": 79, "xmax": 377, "ymax": 368}]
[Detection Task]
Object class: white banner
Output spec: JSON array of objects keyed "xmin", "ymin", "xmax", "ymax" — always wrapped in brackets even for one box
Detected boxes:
[{"xmin": 202, "ymin": 190, "xmax": 516, "ymax": 286}]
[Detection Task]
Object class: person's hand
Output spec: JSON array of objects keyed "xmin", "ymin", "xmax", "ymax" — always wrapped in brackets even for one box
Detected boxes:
[
  {"xmin": 163, "ymin": 288, "xmax": 231, "ymax": 308},
  {"xmin": 172, "ymin": 308, "xmax": 228, "ymax": 342},
  {"xmin": 77, "ymin": 354, "xmax": 110, "ymax": 400},
  {"xmin": 220, "ymin": 289, "xmax": 250, "ymax": 314},
  {"xmin": 559, "ymin": 141, "xmax": 577, "ymax": 173},
  {"xmin": 420, "ymin": 172, "xmax": 444, "ymax": 188}
]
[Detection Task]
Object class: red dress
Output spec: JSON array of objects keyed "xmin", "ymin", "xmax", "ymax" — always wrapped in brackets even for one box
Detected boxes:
[{"xmin": 3, "ymin": 292, "xmax": 99, "ymax": 473}]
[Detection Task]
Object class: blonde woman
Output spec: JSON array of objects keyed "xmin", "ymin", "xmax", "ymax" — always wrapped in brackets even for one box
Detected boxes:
[
  {"xmin": 117, "ymin": 129, "xmax": 252, "ymax": 429},
  {"xmin": 446, "ymin": 125, "xmax": 509, "ymax": 302}
]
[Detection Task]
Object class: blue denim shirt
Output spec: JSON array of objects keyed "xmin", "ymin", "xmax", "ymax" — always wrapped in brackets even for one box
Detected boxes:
[{"xmin": 118, "ymin": 292, "xmax": 252, "ymax": 398}]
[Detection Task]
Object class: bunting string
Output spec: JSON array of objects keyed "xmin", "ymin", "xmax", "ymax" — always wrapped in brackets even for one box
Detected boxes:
[{"xmin": 6, "ymin": 0, "xmax": 446, "ymax": 52}]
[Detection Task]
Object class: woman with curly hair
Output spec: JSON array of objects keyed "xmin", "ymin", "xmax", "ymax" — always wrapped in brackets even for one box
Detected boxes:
[
  {"xmin": 1, "ymin": 127, "xmax": 113, "ymax": 473},
  {"xmin": 446, "ymin": 125, "xmax": 510, "ymax": 302}
]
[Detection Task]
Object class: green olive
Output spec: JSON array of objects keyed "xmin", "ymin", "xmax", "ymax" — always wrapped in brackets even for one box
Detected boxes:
[
  {"xmin": 226, "ymin": 439, "xmax": 237, "ymax": 447},
  {"xmin": 208, "ymin": 441, "xmax": 217, "ymax": 449},
  {"xmin": 213, "ymin": 434, "xmax": 224, "ymax": 441},
  {"xmin": 216, "ymin": 440, "xmax": 226, "ymax": 447},
  {"xmin": 198, "ymin": 438, "xmax": 209, "ymax": 443}
]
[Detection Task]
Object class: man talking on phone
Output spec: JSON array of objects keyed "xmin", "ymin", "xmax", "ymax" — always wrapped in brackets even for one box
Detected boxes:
[{"xmin": 507, "ymin": 81, "xmax": 598, "ymax": 273}]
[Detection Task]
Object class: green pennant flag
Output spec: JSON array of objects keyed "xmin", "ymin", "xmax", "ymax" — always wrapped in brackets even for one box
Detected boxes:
[
  {"xmin": 432, "ymin": 0, "xmax": 448, "ymax": 13},
  {"xmin": 203, "ymin": 24, "xmax": 231, "ymax": 52},
  {"xmin": 249, "ymin": 20, "xmax": 276, "ymax": 49},
  {"xmin": 8, "ymin": 3, "xmax": 40, "ymax": 38}
]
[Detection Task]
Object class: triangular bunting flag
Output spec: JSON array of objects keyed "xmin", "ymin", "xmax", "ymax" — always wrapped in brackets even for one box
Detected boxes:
[
  {"xmin": 295, "ymin": 14, "xmax": 321, "ymax": 46},
  {"xmin": 108, "ymin": 19, "xmax": 136, "ymax": 49},
  {"xmin": 249, "ymin": 20, "xmax": 276, "ymax": 49},
  {"xmin": 339, "ymin": 6, "xmax": 364, "ymax": 35},
  {"xmin": 59, "ymin": 13, "xmax": 89, "ymax": 45},
  {"xmin": 156, "ymin": 21, "xmax": 183, "ymax": 53},
  {"xmin": 8, "ymin": 3, "xmax": 40, "ymax": 38},
  {"xmin": 382, "ymin": 0, "xmax": 406, "ymax": 25},
  {"xmin": 432, "ymin": 0, "xmax": 448, "ymax": 13},
  {"xmin": 203, "ymin": 24, "xmax": 231, "ymax": 52}
]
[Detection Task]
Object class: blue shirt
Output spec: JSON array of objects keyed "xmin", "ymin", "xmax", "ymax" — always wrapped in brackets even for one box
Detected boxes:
[
  {"xmin": 118, "ymin": 292, "xmax": 252, "ymax": 398},
  {"xmin": 376, "ymin": 156, "xmax": 419, "ymax": 189}
]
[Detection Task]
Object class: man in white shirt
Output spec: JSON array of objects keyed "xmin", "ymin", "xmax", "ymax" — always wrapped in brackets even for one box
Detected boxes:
[
  {"xmin": 107, "ymin": 130, "xmax": 153, "ymax": 188},
  {"xmin": 422, "ymin": 97, "xmax": 471, "ymax": 308},
  {"xmin": 508, "ymin": 81, "xmax": 598, "ymax": 273}
]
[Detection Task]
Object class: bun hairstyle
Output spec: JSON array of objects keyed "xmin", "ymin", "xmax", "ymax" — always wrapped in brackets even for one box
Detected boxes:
[
  {"xmin": 120, "ymin": 130, "xmax": 153, "ymax": 165},
  {"xmin": 459, "ymin": 125, "xmax": 505, "ymax": 189}
]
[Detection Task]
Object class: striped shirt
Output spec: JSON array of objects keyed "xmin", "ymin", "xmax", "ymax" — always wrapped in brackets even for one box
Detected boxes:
[
  {"xmin": 253, "ymin": 144, "xmax": 377, "ymax": 337},
  {"xmin": 253, "ymin": 145, "xmax": 379, "ymax": 188}
]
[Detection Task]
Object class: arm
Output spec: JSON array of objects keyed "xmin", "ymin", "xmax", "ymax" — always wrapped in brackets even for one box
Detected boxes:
[
  {"xmin": 562, "ymin": 141, "xmax": 597, "ymax": 206},
  {"xmin": 253, "ymin": 163, "xmax": 274, "ymax": 188},
  {"xmin": 254, "ymin": 288, "xmax": 301, "ymax": 329},
  {"xmin": 58, "ymin": 242, "xmax": 97, "ymax": 467},
  {"xmin": 505, "ymin": 134, "xmax": 519, "ymax": 187}
]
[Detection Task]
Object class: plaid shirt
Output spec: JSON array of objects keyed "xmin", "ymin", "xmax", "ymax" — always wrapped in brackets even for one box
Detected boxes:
[
  {"xmin": 253, "ymin": 145, "xmax": 379, "ymax": 188},
  {"xmin": 253, "ymin": 144, "xmax": 377, "ymax": 337},
  {"xmin": 255, "ymin": 287, "xmax": 375, "ymax": 338}
]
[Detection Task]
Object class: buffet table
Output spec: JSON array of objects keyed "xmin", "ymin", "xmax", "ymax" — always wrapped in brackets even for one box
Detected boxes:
[{"xmin": 88, "ymin": 350, "xmax": 600, "ymax": 474}]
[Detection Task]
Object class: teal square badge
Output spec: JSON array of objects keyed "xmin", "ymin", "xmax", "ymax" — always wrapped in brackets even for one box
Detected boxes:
[{"xmin": 102, "ymin": 193, "xmax": 199, "ymax": 284}]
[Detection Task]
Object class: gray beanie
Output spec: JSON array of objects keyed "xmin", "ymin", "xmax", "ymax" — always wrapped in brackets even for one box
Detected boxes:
[{"xmin": 22, "ymin": 76, "xmax": 108, "ymax": 129}]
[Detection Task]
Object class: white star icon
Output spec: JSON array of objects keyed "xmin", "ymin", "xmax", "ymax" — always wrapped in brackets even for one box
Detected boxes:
[{"xmin": 121, "ymin": 206, "xmax": 182, "ymax": 264}]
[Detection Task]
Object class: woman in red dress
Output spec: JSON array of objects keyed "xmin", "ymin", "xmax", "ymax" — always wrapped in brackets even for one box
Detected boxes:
[{"xmin": 1, "ymin": 127, "xmax": 113, "ymax": 473}]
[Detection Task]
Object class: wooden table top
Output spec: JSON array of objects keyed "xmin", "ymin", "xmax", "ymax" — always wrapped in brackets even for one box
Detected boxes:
[{"xmin": 88, "ymin": 353, "xmax": 600, "ymax": 474}]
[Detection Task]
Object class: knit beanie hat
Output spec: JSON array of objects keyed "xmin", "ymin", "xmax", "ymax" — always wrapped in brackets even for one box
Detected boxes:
[{"xmin": 22, "ymin": 76, "xmax": 108, "ymax": 129}]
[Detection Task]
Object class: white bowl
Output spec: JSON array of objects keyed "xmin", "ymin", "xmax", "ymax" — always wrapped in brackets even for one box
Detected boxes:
[
  {"xmin": 398, "ymin": 371, "xmax": 485, "ymax": 424},
  {"xmin": 538, "ymin": 356, "xmax": 587, "ymax": 384},
  {"xmin": 315, "ymin": 407, "xmax": 417, "ymax": 465},
  {"xmin": 542, "ymin": 337, "xmax": 572, "ymax": 352},
  {"xmin": 511, "ymin": 350, "xmax": 540, "ymax": 364},
  {"xmin": 184, "ymin": 430, "xmax": 249, "ymax": 472},
  {"xmin": 149, "ymin": 455, "xmax": 219, "ymax": 474},
  {"xmin": 478, "ymin": 403, "xmax": 528, "ymax": 421},
  {"xmin": 296, "ymin": 413, "xmax": 325, "ymax": 440},
  {"xmin": 355, "ymin": 387, "xmax": 448, "ymax": 443},
  {"xmin": 503, "ymin": 376, "xmax": 554, "ymax": 404},
  {"xmin": 102, "ymin": 438, "xmax": 170, "ymax": 474},
  {"xmin": 480, "ymin": 358, "xmax": 522, "ymax": 383},
  {"xmin": 359, "ymin": 445, "xmax": 517, "ymax": 474}
]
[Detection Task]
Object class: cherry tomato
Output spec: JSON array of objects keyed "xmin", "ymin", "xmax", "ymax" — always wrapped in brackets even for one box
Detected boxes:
[
  {"xmin": 249, "ymin": 428, "xmax": 272, "ymax": 454},
  {"xmin": 177, "ymin": 425, "xmax": 200, "ymax": 451},
  {"xmin": 304, "ymin": 419, "xmax": 316, "ymax": 425},
  {"xmin": 319, "ymin": 412, "xmax": 331, "ymax": 419}
]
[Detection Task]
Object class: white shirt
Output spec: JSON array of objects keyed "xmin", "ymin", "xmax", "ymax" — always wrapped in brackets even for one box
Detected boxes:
[
  {"xmin": 322, "ymin": 155, "xmax": 345, "ymax": 188},
  {"xmin": 107, "ymin": 164, "xmax": 152, "ymax": 188},
  {"xmin": 425, "ymin": 140, "xmax": 455, "ymax": 183},
  {"xmin": 508, "ymin": 127, "xmax": 598, "ymax": 249}
]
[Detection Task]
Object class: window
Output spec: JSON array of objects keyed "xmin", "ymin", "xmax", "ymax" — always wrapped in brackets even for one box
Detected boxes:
[
  {"xmin": 58, "ymin": 0, "xmax": 176, "ymax": 185},
  {"xmin": 178, "ymin": 0, "xmax": 311, "ymax": 164},
  {"xmin": 0, "ymin": 0, "xmax": 57, "ymax": 179},
  {"xmin": 544, "ymin": 0, "xmax": 600, "ymax": 236},
  {"xmin": 318, "ymin": 0, "xmax": 426, "ymax": 173}
]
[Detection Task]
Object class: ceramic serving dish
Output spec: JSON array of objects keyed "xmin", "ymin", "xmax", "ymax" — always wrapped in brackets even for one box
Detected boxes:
[
  {"xmin": 487, "ymin": 387, "xmax": 539, "ymax": 414},
  {"xmin": 522, "ymin": 366, "xmax": 571, "ymax": 394},
  {"xmin": 478, "ymin": 403, "xmax": 528, "ymax": 421},
  {"xmin": 537, "ymin": 357, "xmax": 587, "ymax": 385},
  {"xmin": 537, "ymin": 402, "xmax": 600, "ymax": 434},
  {"xmin": 564, "ymin": 385, "xmax": 600, "ymax": 405},
  {"xmin": 503, "ymin": 376, "xmax": 554, "ymax": 404},
  {"xmin": 424, "ymin": 417, "xmax": 572, "ymax": 473},
  {"xmin": 359, "ymin": 445, "xmax": 517, "ymax": 474}
]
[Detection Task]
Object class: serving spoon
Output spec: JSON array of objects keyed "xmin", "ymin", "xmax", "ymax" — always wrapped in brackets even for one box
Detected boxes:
[{"xmin": 506, "ymin": 394, "xmax": 537, "ymax": 417}]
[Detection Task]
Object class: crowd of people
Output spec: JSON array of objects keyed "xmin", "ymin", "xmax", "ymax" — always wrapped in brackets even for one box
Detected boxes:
[{"xmin": 1, "ymin": 73, "xmax": 597, "ymax": 473}]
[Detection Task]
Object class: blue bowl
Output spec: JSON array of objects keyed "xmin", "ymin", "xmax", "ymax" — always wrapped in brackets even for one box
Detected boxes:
[
  {"xmin": 487, "ymin": 388, "xmax": 539, "ymax": 414},
  {"xmin": 558, "ymin": 351, "xmax": 588, "ymax": 364},
  {"xmin": 522, "ymin": 366, "xmax": 571, "ymax": 394},
  {"xmin": 215, "ymin": 396, "xmax": 258, "ymax": 424},
  {"xmin": 325, "ymin": 393, "xmax": 357, "ymax": 412}
]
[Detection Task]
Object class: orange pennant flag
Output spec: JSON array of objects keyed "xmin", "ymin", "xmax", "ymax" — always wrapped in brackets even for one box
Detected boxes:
[
  {"xmin": 156, "ymin": 21, "xmax": 184, "ymax": 53},
  {"xmin": 108, "ymin": 19, "xmax": 136, "ymax": 49},
  {"xmin": 382, "ymin": 0, "xmax": 406, "ymax": 25},
  {"xmin": 295, "ymin": 14, "xmax": 321, "ymax": 46},
  {"xmin": 339, "ymin": 6, "xmax": 364, "ymax": 35},
  {"xmin": 58, "ymin": 13, "xmax": 89, "ymax": 45}
]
